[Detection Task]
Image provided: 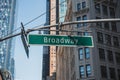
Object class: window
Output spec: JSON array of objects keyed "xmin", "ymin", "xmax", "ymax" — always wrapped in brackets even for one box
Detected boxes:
[
  {"xmin": 107, "ymin": 50, "xmax": 113, "ymax": 62},
  {"xmin": 105, "ymin": 34, "xmax": 111, "ymax": 45},
  {"xmin": 83, "ymin": 15, "xmax": 87, "ymax": 20},
  {"xmin": 71, "ymin": 72, "xmax": 76, "ymax": 80},
  {"xmin": 83, "ymin": 32, "xmax": 89, "ymax": 36},
  {"xmin": 77, "ymin": 1, "xmax": 86, "ymax": 11},
  {"xmin": 100, "ymin": 66, "xmax": 107, "ymax": 78},
  {"xmin": 109, "ymin": 67, "xmax": 116, "ymax": 79},
  {"xmin": 79, "ymin": 66, "xmax": 85, "ymax": 78},
  {"xmin": 113, "ymin": 36, "xmax": 119, "ymax": 47},
  {"xmin": 104, "ymin": 22, "xmax": 109, "ymax": 30},
  {"xmin": 79, "ymin": 48, "xmax": 83, "ymax": 60},
  {"xmin": 115, "ymin": 52, "xmax": 120, "ymax": 65},
  {"xmin": 95, "ymin": 3, "xmax": 100, "ymax": 14},
  {"xmin": 71, "ymin": 55, "xmax": 75, "ymax": 71},
  {"xmin": 97, "ymin": 32, "xmax": 104, "ymax": 44},
  {"xmin": 85, "ymin": 47, "xmax": 90, "ymax": 59},
  {"xmin": 60, "ymin": 8, "xmax": 64, "ymax": 13},
  {"xmin": 86, "ymin": 64, "xmax": 91, "ymax": 77},
  {"xmin": 77, "ymin": 16, "xmax": 81, "ymax": 28},
  {"xmin": 77, "ymin": 15, "xmax": 87, "ymax": 28},
  {"xmin": 77, "ymin": 32, "xmax": 82, "ymax": 36},
  {"xmin": 118, "ymin": 69, "xmax": 120, "ymax": 80},
  {"xmin": 111, "ymin": 22, "xmax": 117, "ymax": 32},
  {"xmin": 99, "ymin": 48, "xmax": 105, "ymax": 60},
  {"xmin": 82, "ymin": 1, "xmax": 86, "ymax": 9},
  {"xmin": 110, "ymin": 0, "xmax": 114, "ymax": 2},
  {"xmin": 96, "ymin": 17, "xmax": 102, "ymax": 28},
  {"xmin": 109, "ymin": 7, "xmax": 115, "ymax": 18},
  {"xmin": 102, "ymin": 5, "xmax": 108, "ymax": 16},
  {"xmin": 77, "ymin": 3, "xmax": 81, "ymax": 11},
  {"xmin": 82, "ymin": 15, "xmax": 87, "ymax": 26}
]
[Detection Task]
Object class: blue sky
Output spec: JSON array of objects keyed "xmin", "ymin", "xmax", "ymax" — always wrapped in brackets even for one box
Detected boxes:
[{"xmin": 14, "ymin": 0, "xmax": 46, "ymax": 80}]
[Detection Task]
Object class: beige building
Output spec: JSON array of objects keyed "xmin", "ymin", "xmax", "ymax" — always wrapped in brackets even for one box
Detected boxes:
[
  {"xmin": 49, "ymin": 0, "xmax": 67, "ymax": 78},
  {"xmin": 49, "ymin": 0, "xmax": 57, "ymax": 76},
  {"xmin": 56, "ymin": 1, "xmax": 73, "ymax": 80},
  {"xmin": 56, "ymin": 0, "xmax": 120, "ymax": 80}
]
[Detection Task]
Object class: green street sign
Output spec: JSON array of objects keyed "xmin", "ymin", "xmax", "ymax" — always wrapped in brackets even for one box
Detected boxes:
[{"xmin": 28, "ymin": 34, "xmax": 93, "ymax": 47}]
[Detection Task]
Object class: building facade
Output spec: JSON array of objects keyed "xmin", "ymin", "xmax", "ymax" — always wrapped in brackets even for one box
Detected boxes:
[
  {"xmin": 49, "ymin": 0, "xmax": 57, "ymax": 76},
  {"xmin": 42, "ymin": 46, "xmax": 50, "ymax": 80},
  {"xmin": 49, "ymin": 0, "xmax": 67, "ymax": 76},
  {"xmin": 42, "ymin": 0, "xmax": 50, "ymax": 80},
  {"xmin": 42, "ymin": 0, "xmax": 51, "ymax": 79},
  {"xmin": 42, "ymin": 0, "xmax": 67, "ymax": 80},
  {"xmin": 56, "ymin": 0, "xmax": 120, "ymax": 80},
  {"xmin": 0, "ymin": 0, "xmax": 17, "ymax": 79}
]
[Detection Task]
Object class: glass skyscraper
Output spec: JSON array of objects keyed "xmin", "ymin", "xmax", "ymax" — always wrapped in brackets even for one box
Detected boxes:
[
  {"xmin": 42, "ymin": 0, "xmax": 50, "ymax": 80},
  {"xmin": 59, "ymin": 0, "xmax": 67, "ymax": 22},
  {"xmin": 0, "ymin": 0, "xmax": 17, "ymax": 79}
]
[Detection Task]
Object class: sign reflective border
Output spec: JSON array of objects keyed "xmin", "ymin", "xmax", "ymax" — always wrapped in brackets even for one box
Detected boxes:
[{"xmin": 28, "ymin": 34, "xmax": 94, "ymax": 47}]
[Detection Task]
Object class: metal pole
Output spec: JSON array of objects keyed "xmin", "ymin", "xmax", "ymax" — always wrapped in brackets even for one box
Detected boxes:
[
  {"xmin": 0, "ymin": 18, "xmax": 120, "ymax": 42},
  {"xmin": 0, "ymin": 33, "xmax": 21, "ymax": 42},
  {"xmin": 28, "ymin": 18, "xmax": 120, "ymax": 32}
]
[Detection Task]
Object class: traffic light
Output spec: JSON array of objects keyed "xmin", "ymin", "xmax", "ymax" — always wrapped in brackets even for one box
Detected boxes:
[{"xmin": 21, "ymin": 23, "xmax": 29, "ymax": 58}]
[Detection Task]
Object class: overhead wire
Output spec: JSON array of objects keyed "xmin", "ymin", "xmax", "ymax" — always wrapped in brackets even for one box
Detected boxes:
[
  {"xmin": 31, "ymin": 15, "xmax": 65, "ymax": 29},
  {"xmin": 1, "ymin": 0, "xmax": 67, "ymax": 38},
  {"xmin": 1, "ymin": 19, "xmax": 120, "ymax": 42},
  {"xmin": 1, "ymin": 0, "xmax": 120, "ymax": 40}
]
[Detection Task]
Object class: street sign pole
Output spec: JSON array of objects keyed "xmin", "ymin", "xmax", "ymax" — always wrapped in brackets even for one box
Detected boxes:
[
  {"xmin": 0, "ymin": 19, "xmax": 120, "ymax": 58},
  {"xmin": 0, "ymin": 19, "xmax": 120, "ymax": 42}
]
